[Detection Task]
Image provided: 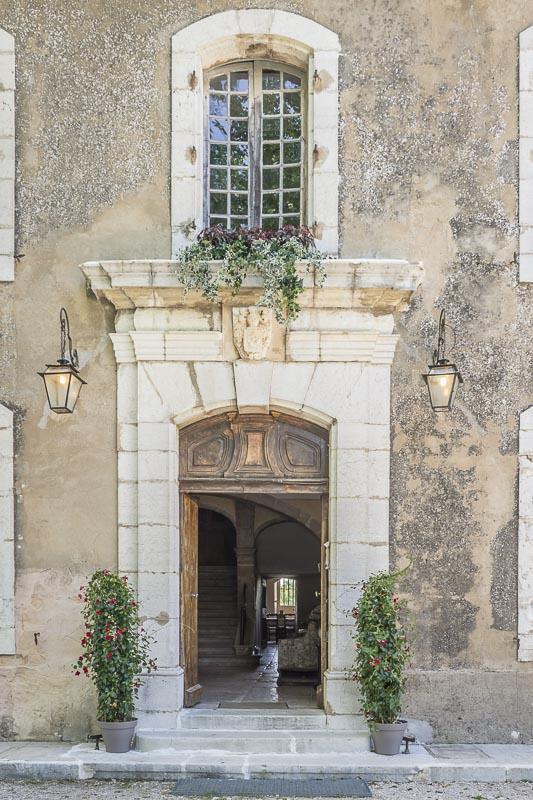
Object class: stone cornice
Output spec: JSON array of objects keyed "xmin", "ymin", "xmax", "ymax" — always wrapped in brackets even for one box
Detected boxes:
[{"xmin": 81, "ymin": 258, "xmax": 424, "ymax": 314}]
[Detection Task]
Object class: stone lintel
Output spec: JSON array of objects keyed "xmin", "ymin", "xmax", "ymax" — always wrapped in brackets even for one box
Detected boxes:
[{"xmin": 82, "ymin": 258, "xmax": 424, "ymax": 315}]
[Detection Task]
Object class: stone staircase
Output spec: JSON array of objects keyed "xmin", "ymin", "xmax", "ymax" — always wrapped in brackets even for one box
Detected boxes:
[
  {"xmin": 136, "ymin": 706, "xmax": 370, "ymax": 758},
  {"xmin": 198, "ymin": 566, "xmax": 238, "ymax": 666}
]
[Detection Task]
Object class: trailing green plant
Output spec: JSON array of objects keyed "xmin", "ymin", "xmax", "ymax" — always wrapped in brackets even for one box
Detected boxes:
[
  {"xmin": 351, "ymin": 570, "xmax": 410, "ymax": 726},
  {"xmin": 73, "ymin": 570, "xmax": 157, "ymax": 722},
  {"xmin": 174, "ymin": 225, "xmax": 325, "ymax": 323}
]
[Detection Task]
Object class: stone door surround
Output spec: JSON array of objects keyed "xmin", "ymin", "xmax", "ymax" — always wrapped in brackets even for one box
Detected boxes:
[{"xmin": 82, "ymin": 257, "xmax": 423, "ymax": 731}]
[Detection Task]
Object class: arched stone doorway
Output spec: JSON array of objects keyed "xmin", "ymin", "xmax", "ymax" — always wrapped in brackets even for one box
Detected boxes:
[
  {"xmin": 83, "ymin": 254, "xmax": 423, "ymax": 733},
  {"xmin": 179, "ymin": 411, "xmax": 329, "ymax": 707}
]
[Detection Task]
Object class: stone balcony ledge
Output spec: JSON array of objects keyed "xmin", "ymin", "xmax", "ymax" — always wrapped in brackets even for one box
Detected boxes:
[{"xmin": 82, "ymin": 258, "xmax": 424, "ymax": 315}]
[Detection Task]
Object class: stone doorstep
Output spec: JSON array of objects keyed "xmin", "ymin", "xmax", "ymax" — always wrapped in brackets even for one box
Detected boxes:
[
  {"xmin": 135, "ymin": 728, "xmax": 370, "ymax": 754},
  {"xmin": 1, "ymin": 743, "xmax": 533, "ymax": 782}
]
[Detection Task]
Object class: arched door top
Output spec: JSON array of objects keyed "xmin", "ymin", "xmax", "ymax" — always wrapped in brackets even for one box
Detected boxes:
[{"xmin": 179, "ymin": 411, "xmax": 328, "ymax": 492}]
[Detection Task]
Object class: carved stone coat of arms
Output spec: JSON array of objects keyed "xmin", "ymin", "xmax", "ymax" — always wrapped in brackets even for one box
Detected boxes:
[{"xmin": 232, "ymin": 307, "xmax": 273, "ymax": 360}]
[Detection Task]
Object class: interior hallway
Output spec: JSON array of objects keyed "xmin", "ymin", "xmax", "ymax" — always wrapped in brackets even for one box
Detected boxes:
[{"xmin": 199, "ymin": 645, "xmax": 317, "ymax": 708}]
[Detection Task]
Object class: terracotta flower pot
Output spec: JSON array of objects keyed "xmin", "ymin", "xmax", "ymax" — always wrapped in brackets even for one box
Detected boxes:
[
  {"xmin": 99, "ymin": 719, "xmax": 137, "ymax": 753},
  {"xmin": 371, "ymin": 721, "xmax": 407, "ymax": 755}
]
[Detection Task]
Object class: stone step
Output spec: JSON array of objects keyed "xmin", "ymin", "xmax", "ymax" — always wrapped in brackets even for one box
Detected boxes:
[
  {"xmin": 136, "ymin": 728, "xmax": 369, "ymax": 754},
  {"xmin": 198, "ymin": 643, "xmax": 235, "ymax": 653},
  {"xmin": 179, "ymin": 708, "xmax": 329, "ymax": 730},
  {"xmin": 198, "ymin": 597, "xmax": 236, "ymax": 604}
]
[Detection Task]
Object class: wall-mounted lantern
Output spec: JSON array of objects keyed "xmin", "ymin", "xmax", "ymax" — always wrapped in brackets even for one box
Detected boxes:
[
  {"xmin": 38, "ymin": 308, "xmax": 86, "ymax": 414},
  {"xmin": 422, "ymin": 309, "xmax": 463, "ymax": 412}
]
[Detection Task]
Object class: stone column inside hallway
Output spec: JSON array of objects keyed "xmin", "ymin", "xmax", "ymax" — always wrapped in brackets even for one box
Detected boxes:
[{"xmin": 234, "ymin": 500, "xmax": 257, "ymax": 655}]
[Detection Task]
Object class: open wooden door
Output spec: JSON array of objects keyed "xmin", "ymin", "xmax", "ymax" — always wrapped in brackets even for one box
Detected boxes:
[
  {"xmin": 317, "ymin": 493, "xmax": 329, "ymax": 708},
  {"xmin": 180, "ymin": 493, "xmax": 202, "ymax": 707}
]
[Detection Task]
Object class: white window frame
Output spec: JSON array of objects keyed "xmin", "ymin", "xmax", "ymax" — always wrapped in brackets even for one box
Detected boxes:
[
  {"xmin": 0, "ymin": 27, "xmax": 14, "ymax": 282},
  {"xmin": 171, "ymin": 10, "xmax": 340, "ymax": 257}
]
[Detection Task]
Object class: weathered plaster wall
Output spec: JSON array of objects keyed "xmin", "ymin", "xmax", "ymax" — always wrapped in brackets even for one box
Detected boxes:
[{"xmin": 0, "ymin": 0, "xmax": 532, "ymax": 741}]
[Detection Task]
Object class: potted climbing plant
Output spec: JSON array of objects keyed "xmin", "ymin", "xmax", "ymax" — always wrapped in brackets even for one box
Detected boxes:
[
  {"xmin": 73, "ymin": 569, "xmax": 157, "ymax": 753},
  {"xmin": 351, "ymin": 570, "xmax": 410, "ymax": 756},
  {"xmin": 174, "ymin": 225, "xmax": 325, "ymax": 323}
]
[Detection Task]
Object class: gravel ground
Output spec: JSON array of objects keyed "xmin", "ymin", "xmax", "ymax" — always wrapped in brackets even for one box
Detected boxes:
[{"xmin": 1, "ymin": 782, "xmax": 533, "ymax": 800}]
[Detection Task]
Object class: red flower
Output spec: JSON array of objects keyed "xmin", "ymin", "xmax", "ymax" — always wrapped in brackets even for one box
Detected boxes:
[
  {"xmin": 377, "ymin": 639, "xmax": 388, "ymax": 647},
  {"xmin": 74, "ymin": 670, "xmax": 81, "ymax": 676},
  {"xmin": 77, "ymin": 594, "xmax": 83, "ymax": 600},
  {"xmin": 105, "ymin": 634, "xmax": 112, "ymax": 641},
  {"xmin": 106, "ymin": 652, "xmax": 113, "ymax": 660},
  {"xmin": 370, "ymin": 657, "xmax": 380, "ymax": 667},
  {"xmin": 81, "ymin": 638, "xmax": 87, "ymax": 646},
  {"xmin": 95, "ymin": 610, "xmax": 102, "ymax": 615},
  {"xmin": 108, "ymin": 597, "xmax": 116, "ymax": 605},
  {"xmin": 82, "ymin": 666, "xmax": 89, "ymax": 674},
  {"xmin": 103, "ymin": 569, "xmax": 110, "ymax": 576}
]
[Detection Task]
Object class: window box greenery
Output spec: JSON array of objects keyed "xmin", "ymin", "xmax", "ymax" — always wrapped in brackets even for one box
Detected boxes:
[
  {"xmin": 174, "ymin": 225, "xmax": 324, "ymax": 323},
  {"xmin": 351, "ymin": 570, "xmax": 410, "ymax": 755}
]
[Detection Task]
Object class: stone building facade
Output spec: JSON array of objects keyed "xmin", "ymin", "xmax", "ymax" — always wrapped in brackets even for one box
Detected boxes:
[{"xmin": 1, "ymin": 0, "xmax": 533, "ymax": 744}]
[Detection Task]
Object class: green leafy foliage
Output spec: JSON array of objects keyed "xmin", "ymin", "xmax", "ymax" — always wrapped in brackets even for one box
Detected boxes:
[
  {"xmin": 351, "ymin": 570, "xmax": 410, "ymax": 725},
  {"xmin": 174, "ymin": 225, "xmax": 325, "ymax": 323},
  {"xmin": 73, "ymin": 570, "xmax": 157, "ymax": 722}
]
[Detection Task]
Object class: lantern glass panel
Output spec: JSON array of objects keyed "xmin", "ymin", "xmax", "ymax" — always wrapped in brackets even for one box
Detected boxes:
[
  {"xmin": 424, "ymin": 364, "xmax": 461, "ymax": 411},
  {"xmin": 41, "ymin": 365, "xmax": 84, "ymax": 413}
]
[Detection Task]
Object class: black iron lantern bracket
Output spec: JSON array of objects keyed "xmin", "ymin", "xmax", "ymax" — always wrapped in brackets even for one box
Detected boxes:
[{"xmin": 58, "ymin": 307, "xmax": 79, "ymax": 369}]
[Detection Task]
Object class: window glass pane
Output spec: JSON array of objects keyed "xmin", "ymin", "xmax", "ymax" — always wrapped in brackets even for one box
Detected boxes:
[
  {"xmin": 210, "ymin": 144, "xmax": 228, "ymax": 165},
  {"xmin": 263, "ymin": 93, "xmax": 281, "ymax": 116},
  {"xmin": 230, "ymin": 94, "xmax": 248, "ymax": 117},
  {"xmin": 231, "ymin": 194, "xmax": 248, "ymax": 214},
  {"xmin": 209, "ymin": 74, "xmax": 228, "ymax": 92},
  {"xmin": 283, "ymin": 116, "xmax": 301, "ymax": 141},
  {"xmin": 263, "ymin": 70, "xmax": 281, "ymax": 90},
  {"xmin": 283, "ymin": 92, "xmax": 301, "ymax": 115},
  {"xmin": 210, "ymin": 168, "xmax": 228, "ymax": 190},
  {"xmin": 210, "ymin": 216, "xmax": 228, "ymax": 227},
  {"xmin": 263, "ymin": 118, "xmax": 280, "ymax": 140},
  {"xmin": 283, "ymin": 73, "xmax": 301, "ymax": 89},
  {"xmin": 230, "ymin": 71, "xmax": 249, "ymax": 92},
  {"xmin": 283, "ymin": 142, "xmax": 301, "ymax": 163},
  {"xmin": 210, "ymin": 193, "xmax": 227, "ymax": 214},
  {"xmin": 263, "ymin": 168, "xmax": 280, "ymax": 190},
  {"xmin": 282, "ymin": 215, "xmax": 300, "ymax": 226},
  {"xmin": 209, "ymin": 94, "xmax": 227, "ymax": 116},
  {"xmin": 282, "ymin": 166, "xmax": 300, "ymax": 189},
  {"xmin": 263, "ymin": 216, "xmax": 279, "ymax": 230},
  {"xmin": 231, "ymin": 169, "xmax": 248, "ymax": 190},
  {"xmin": 263, "ymin": 143, "xmax": 280, "ymax": 165},
  {"xmin": 209, "ymin": 118, "xmax": 228, "ymax": 141},
  {"xmin": 230, "ymin": 217, "xmax": 248, "ymax": 228},
  {"xmin": 282, "ymin": 191, "xmax": 300, "ymax": 214},
  {"xmin": 262, "ymin": 194, "xmax": 279, "ymax": 215},
  {"xmin": 230, "ymin": 120, "xmax": 248, "ymax": 142},
  {"xmin": 231, "ymin": 144, "xmax": 249, "ymax": 166}
]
